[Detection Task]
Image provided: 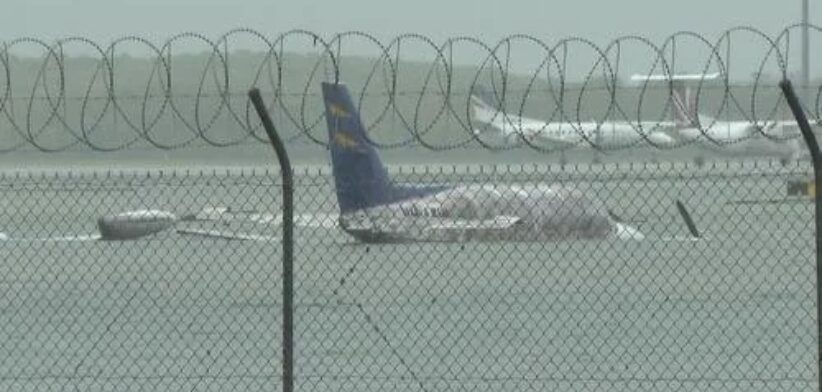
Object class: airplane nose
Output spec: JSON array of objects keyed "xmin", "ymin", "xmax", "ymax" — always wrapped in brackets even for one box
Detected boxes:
[
  {"xmin": 677, "ymin": 127, "xmax": 703, "ymax": 142},
  {"xmin": 646, "ymin": 132, "xmax": 676, "ymax": 147},
  {"xmin": 614, "ymin": 222, "xmax": 645, "ymax": 240}
]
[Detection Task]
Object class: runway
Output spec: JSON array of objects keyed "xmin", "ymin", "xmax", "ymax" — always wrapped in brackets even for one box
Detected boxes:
[{"xmin": 0, "ymin": 159, "xmax": 816, "ymax": 391}]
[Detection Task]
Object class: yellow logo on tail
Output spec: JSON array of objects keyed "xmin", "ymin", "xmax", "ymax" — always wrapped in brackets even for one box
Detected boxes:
[
  {"xmin": 333, "ymin": 131, "xmax": 359, "ymax": 149},
  {"xmin": 328, "ymin": 103, "xmax": 350, "ymax": 118}
]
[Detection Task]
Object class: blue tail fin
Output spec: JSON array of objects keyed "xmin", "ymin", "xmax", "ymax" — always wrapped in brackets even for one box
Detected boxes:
[{"xmin": 321, "ymin": 82, "xmax": 447, "ymax": 213}]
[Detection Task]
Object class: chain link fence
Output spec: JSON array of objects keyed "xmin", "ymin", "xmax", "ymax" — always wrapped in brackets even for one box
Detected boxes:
[
  {"xmin": 0, "ymin": 22, "xmax": 819, "ymax": 391},
  {"xmin": 0, "ymin": 169, "xmax": 283, "ymax": 391},
  {"xmin": 294, "ymin": 160, "xmax": 817, "ymax": 392},
  {"xmin": 0, "ymin": 158, "xmax": 816, "ymax": 391}
]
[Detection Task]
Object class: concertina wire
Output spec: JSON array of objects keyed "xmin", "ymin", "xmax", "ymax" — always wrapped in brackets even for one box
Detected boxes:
[{"xmin": 0, "ymin": 25, "xmax": 819, "ymax": 153}]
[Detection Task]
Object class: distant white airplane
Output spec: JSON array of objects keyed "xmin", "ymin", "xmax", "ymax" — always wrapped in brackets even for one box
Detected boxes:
[
  {"xmin": 469, "ymin": 84, "xmax": 679, "ymax": 149},
  {"xmin": 630, "ymin": 73, "xmax": 805, "ymax": 165}
]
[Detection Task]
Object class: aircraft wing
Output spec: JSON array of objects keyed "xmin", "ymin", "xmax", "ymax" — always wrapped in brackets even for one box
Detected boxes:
[
  {"xmin": 189, "ymin": 207, "xmax": 338, "ymax": 228},
  {"xmin": 0, "ymin": 234, "xmax": 102, "ymax": 242},
  {"xmin": 175, "ymin": 228, "xmax": 278, "ymax": 242}
]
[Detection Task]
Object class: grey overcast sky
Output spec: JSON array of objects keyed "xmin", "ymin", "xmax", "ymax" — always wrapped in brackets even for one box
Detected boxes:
[
  {"xmin": 0, "ymin": 0, "xmax": 809, "ymax": 41},
  {"xmin": 1, "ymin": 0, "xmax": 818, "ymax": 79}
]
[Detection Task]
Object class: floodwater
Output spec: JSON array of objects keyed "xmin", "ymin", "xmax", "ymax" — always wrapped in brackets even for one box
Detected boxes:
[{"xmin": 0, "ymin": 157, "xmax": 816, "ymax": 392}]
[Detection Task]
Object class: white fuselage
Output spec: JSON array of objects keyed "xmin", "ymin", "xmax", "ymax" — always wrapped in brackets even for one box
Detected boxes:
[
  {"xmin": 338, "ymin": 183, "xmax": 644, "ymax": 243},
  {"xmin": 475, "ymin": 108, "xmax": 677, "ymax": 148},
  {"xmin": 674, "ymin": 117, "xmax": 804, "ymax": 160}
]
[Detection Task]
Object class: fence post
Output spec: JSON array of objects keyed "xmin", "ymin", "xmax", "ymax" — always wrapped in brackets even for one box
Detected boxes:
[
  {"xmin": 779, "ymin": 79, "xmax": 821, "ymax": 392},
  {"xmin": 248, "ymin": 88, "xmax": 295, "ymax": 392}
]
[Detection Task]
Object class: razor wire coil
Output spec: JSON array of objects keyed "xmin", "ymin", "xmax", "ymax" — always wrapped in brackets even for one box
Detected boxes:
[{"xmin": 0, "ymin": 25, "xmax": 820, "ymax": 153}]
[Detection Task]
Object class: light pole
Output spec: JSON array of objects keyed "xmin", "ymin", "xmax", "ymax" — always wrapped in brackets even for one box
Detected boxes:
[{"xmin": 802, "ymin": 0, "xmax": 810, "ymax": 92}]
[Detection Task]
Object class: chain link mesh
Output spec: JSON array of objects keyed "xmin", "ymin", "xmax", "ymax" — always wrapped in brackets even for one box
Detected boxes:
[
  {"xmin": 0, "ymin": 158, "xmax": 815, "ymax": 391},
  {"xmin": 292, "ymin": 160, "xmax": 816, "ymax": 392},
  {"xmin": 0, "ymin": 169, "xmax": 283, "ymax": 391}
]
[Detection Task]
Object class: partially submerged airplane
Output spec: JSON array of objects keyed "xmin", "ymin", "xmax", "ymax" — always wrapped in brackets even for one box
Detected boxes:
[
  {"xmin": 0, "ymin": 81, "xmax": 703, "ymax": 244},
  {"xmin": 321, "ymin": 81, "xmax": 654, "ymax": 243},
  {"xmin": 630, "ymin": 73, "xmax": 805, "ymax": 165},
  {"xmin": 469, "ymin": 84, "xmax": 679, "ymax": 149}
]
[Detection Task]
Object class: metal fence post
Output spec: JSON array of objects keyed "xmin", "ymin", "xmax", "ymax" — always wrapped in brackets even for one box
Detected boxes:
[
  {"xmin": 248, "ymin": 88, "xmax": 295, "ymax": 392},
  {"xmin": 779, "ymin": 78, "xmax": 822, "ymax": 392}
]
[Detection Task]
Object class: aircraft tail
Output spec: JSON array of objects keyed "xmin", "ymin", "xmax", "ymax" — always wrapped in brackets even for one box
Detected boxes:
[
  {"xmin": 471, "ymin": 84, "xmax": 501, "ymax": 109},
  {"xmin": 469, "ymin": 84, "xmax": 524, "ymax": 142},
  {"xmin": 321, "ymin": 82, "xmax": 446, "ymax": 213},
  {"xmin": 630, "ymin": 73, "xmax": 720, "ymax": 127},
  {"xmin": 470, "ymin": 84, "xmax": 504, "ymax": 125},
  {"xmin": 670, "ymin": 84, "xmax": 697, "ymax": 127}
]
